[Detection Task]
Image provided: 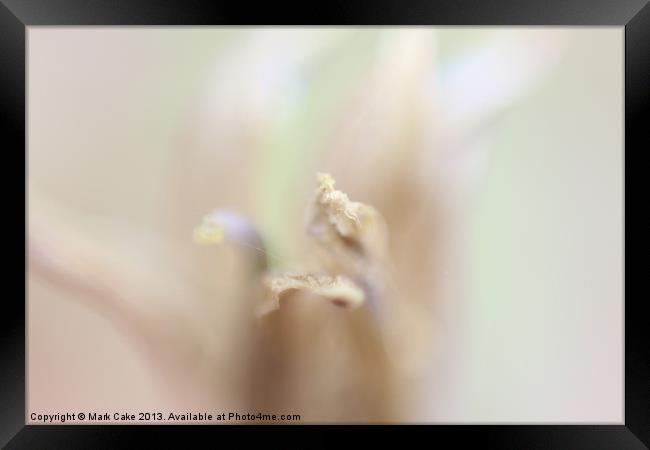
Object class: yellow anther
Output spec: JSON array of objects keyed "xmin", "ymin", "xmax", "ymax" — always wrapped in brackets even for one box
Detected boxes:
[{"xmin": 193, "ymin": 219, "xmax": 225, "ymax": 245}]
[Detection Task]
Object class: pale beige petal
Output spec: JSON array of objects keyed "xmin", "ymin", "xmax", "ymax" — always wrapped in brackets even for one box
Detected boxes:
[
  {"xmin": 257, "ymin": 272, "xmax": 365, "ymax": 316},
  {"xmin": 308, "ymin": 173, "xmax": 389, "ymax": 276},
  {"xmin": 313, "ymin": 173, "xmax": 373, "ymax": 237}
]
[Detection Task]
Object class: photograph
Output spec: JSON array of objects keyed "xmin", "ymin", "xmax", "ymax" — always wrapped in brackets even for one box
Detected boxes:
[{"xmin": 25, "ymin": 27, "xmax": 624, "ymax": 424}]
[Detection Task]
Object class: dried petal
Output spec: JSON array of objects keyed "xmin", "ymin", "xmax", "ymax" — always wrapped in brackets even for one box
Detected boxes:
[
  {"xmin": 313, "ymin": 173, "xmax": 375, "ymax": 238},
  {"xmin": 258, "ymin": 273, "xmax": 365, "ymax": 316},
  {"xmin": 309, "ymin": 173, "xmax": 388, "ymax": 275}
]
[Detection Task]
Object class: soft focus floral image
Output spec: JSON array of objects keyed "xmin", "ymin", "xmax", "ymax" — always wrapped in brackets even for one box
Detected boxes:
[{"xmin": 27, "ymin": 27, "xmax": 623, "ymax": 423}]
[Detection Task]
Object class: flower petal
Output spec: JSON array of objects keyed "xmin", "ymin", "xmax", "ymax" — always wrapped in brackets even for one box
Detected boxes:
[
  {"xmin": 258, "ymin": 272, "xmax": 365, "ymax": 316},
  {"xmin": 308, "ymin": 173, "xmax": 389, "ymax": 276}
]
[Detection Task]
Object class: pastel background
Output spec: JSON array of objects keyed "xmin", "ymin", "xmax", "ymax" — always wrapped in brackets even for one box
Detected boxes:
[{"xmin": 27, "ymin": 27, "xmax": 623, "ymax": 423}]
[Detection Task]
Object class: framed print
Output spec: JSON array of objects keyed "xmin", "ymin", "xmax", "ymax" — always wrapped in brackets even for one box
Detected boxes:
[{"xmin": 2, "ymin": 0, "xmax": 647, "ymax": 447}]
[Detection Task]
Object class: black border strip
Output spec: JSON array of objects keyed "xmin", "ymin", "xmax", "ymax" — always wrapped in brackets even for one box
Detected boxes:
[
  {"xmin": 624, "ymin": 1, "xmax": 650, "ymax": 447},
  {"xmin": 3, "ymin": 0, "xmax": 647, "ymax": 447},
  {"xmin": 1, "ymin": 0, "xmax": 647, "ymax": 25}
]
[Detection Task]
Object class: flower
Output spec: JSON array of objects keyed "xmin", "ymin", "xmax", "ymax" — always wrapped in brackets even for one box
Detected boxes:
[
  {"xmin": 28, "ymin": 28, "xmax": 563, "ymax": 422},
  {"xmin": 191, "ymin": 173, "xmax": 400, "ymax": 420}
]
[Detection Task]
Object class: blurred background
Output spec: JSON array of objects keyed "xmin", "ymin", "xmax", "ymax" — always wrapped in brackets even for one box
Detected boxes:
[{"xmin": 27, "ymin": 27, "xmax": 622, "ymax": 423}]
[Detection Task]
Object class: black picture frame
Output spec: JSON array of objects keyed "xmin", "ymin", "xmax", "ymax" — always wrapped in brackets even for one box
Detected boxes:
[{"xmin": 2, "ymin": 0, "xmax": 647, "ymax": 447}]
